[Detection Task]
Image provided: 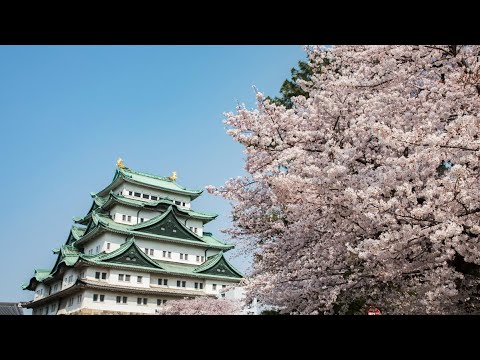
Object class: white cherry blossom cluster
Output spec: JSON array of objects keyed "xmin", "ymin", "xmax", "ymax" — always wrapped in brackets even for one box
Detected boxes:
[{"xmin": 209, "ymin": 46, "xmax": 480, "ymax": 314}]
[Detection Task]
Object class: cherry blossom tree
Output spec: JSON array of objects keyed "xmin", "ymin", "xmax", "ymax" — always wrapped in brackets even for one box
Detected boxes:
[
  {"xmin": 208, "ymin": 46, "xmax": 480, "ymax": 314},
  {"xmin": 156, "ymin": 297, "xmax": 242, "ymax": 315}
]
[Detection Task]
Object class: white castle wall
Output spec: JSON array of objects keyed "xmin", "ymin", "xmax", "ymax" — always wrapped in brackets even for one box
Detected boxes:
[
  {"xmin": 82, "ymin": 231, "xmax": 219, "ymax": 265},
  {"xmin": 109, "ymin": 204, "xmax": 160, "ymax": 225},
  {"xmin": 113, "ymin": 183, "xmax": 192, "ymax": 208},
  {"xmin": 62, "ymin": 268, "xmax": 78, "ymax": 290},
  {"xmin": 34, "ymin": 283, "xmax": 49, "ymax": 300}
]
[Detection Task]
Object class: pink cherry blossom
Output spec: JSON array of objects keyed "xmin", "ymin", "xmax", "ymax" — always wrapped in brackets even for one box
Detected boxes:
[
  {"xmin": 156, "ymin": 297, "xmax": 242, "ymax": 315},
  {"xmin": 209, "ymin": 46, "xmax": 480, "ymax": 314}
]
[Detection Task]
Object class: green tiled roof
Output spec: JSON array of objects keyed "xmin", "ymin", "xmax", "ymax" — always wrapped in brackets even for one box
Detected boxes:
[
  {"xmin": 71, "ymin": 226, "xmax": 86, "ymax": 240},
  {"xmin": 94, "ymin": 167, "xmax": 203, "ymax": 199},
  {"xmin": 92, "ymin": 192, "xmax": 217, "ymax": 222},
  {"xmin": 193, "ymin": 252, "xmax": 225, "ymax": 273},
  {"xmin": 200, "ymin": 232, "xmax": 229, "ymax": 248},
  {"xmin": 194, "ymin": 251, "xmax": 244, "ymax": 277},
  {"xmin": 85, "ymin": 237, "xmax": 162, "ymax": 269},
  {"xmin": 21, "ymin": 269, "xmax": 51, "ymax": 290},
  {"xmin": 120, "ymin": 167, "xmax": 202, "ymax": 196},
  {"xmin": 23, "ymin": 237, "xmax": 241, "ymax": 291},
  {"xmin": 82, "ymin": 238, "xmax": 242, "ymax": 281},
  {"xmin": 80, "ymin": 209, "xmax": 233, "ymax": 250},
  {"xmin": 154, "ymin": 260, "xmax": 198, "ymax": 274},
  {"xmin": 34, "ymin": 269, "xmax": 50, "ymax": 281}
]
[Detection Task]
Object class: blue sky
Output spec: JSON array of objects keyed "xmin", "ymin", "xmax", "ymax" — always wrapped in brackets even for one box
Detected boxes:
[{"xmin": 0, "ymin": 45, "xmax": 305, "ymax": 305}]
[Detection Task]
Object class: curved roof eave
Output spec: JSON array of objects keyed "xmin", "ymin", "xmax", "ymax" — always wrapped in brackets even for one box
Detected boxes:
[
  {"xmin": 194, "ymin": 252, "xmax": 243, "ymax": 277},
  {"xmin": 93, "ymin": 167, "xmax": 203, "ymax": 199}
]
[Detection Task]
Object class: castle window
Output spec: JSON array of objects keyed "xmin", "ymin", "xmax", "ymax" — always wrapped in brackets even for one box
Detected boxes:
[
  {"xmin": 180, "ymin": 253, "xmax": 184, "ymax": 260},
  {"xmin": 157, "ymin": 299, "xmax": 162, "ymax": 306},
  {"xmin": 199, "ymin": 283, "xmax": 203, "ymax": 290},
  {"xmin": 95, "ymin": 272, "xmax": 100, "ymax": 279},
  {"xmin": 53, "ymin": 284, "xmax": 58, "ymax": 292},
  {"xmin": 127, "ymin": 215, "xmax": 131, "ymax": 222},
  {"xmin": 122, "ymin": 214, "xmax": 126, "ymax": 221},
  {"xmin": 134, "ymin": 192, "xmax": 141, "ymax": 197},
  {"xmin": 162, "ymin": 251, "xmax": 166, "ymax": 257},
  {"xmin": 119, "ymin": 274, "xmax": 124, "ymax": 281},
  {"xmin": 137, "ymin": 276, "xmax": 143, "ymax": 283},
  {"xmin": 101, "ymin": 272, "xmax": 107, "ymax": 280},
  {"xmin": 140, "ymin": 218, "xmax": 145, "ymax": 223},
  {"xmin": 175, "ymin": 200, "xmax": 181, "ymax": 205},
  {"xmin": 107, "ymin": 243, "xmax": 111, "ymax": 250},
  {"xmin": 168, "ymin": 251, "xmax": 171, "ymax": 258},
  {"xmin": 212, "ymin": 284, "xmax": 217, "ymax": 291},
  {"xmin": 149, "ymin": 249, "xmax": 154, "ymax": 256},
  {"xmin": 125, "ymin": 275, "xmax": 131, "ymax": 282},
  {"xmin": 185, "ymin": 254, "xmax": 189, "ymax": 261},
  {"xmin": 128, "ymin": 191, "xmax": 133, "ymax": 196},
  {"xmin": 221, "ymin": 293, "xmax": 225, "ymax": 298},
  {"xmin": 144, "ymin": 248, "xmax": 149, "ymax": 254},
  {"xmin": 77, "ymin": 295, "xmax": 82, "ymax": 304},
  {"xmin": 123, "ymin": 296, "xmax": 128, "ymax": 304},
  {"xmin": 182, "ymin": 281, "xmax": 186, "ymax": 287},
  {"xmin": 116, "ymin": 296, "xmax": 121, "ymax": 303},
  {"xmin": 143, "ymin": 194, "xmax": 149, "ymax": 199},
  {"xmin": 201, "ymin": 256, "xmax": 205, "ymax": 262},
  {"xmin": 137, "ymin": 297, "xmax": 148, "ymax": 305},
  {"xmin": 151, "ymin": 196, "xmax": 158, "ymax": 201},
  {"xmin": 163, "ymin": 300, "xmax": 167, "ymax": 305},
  {"xmin": 93, "ymin": 294, "xmax": 99, "ymax": 302},
  {"xmin": 100, "ymin": 295, "xmax": 105, "ymax": 302},
  {"xmin": 196, "ymin": 255, "xmax": 199, "ymax": 262}
]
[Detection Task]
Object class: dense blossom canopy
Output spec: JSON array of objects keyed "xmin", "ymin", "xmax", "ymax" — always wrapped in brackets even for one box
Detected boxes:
[
  {"xmin": 208, "ymin": 45, "xmax": 480, "ymax": 314},
  {"xmin": 157, "ymin": 297, "xmax": 241, "ymax": 315}
]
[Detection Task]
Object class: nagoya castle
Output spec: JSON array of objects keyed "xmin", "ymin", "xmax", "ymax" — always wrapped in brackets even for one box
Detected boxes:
[{"xmin": 22, "ymin": 159, "xmax": 243, "ymax": 315}]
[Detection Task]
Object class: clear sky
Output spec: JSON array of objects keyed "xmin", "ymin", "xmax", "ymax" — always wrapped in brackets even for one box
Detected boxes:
[{"xmin": 0, "ymin": 45, "xmax": 305, "ymax": 305}]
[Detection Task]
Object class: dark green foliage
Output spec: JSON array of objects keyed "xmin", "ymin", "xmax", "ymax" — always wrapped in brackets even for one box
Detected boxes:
[
  {"xmin": 260, "ymin": 309, "xmax": 281, "ymax": 315},
  {"xmin": 266, "ymin": 58, "xmax": 326, "ymax": 109},
  {"xmin": 331, "ymin": 298, "xmax": 367, "ymax": 315},
  {"xmin": 436, "ymin": 160, "xmax": 453, "ymax": 176}
]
